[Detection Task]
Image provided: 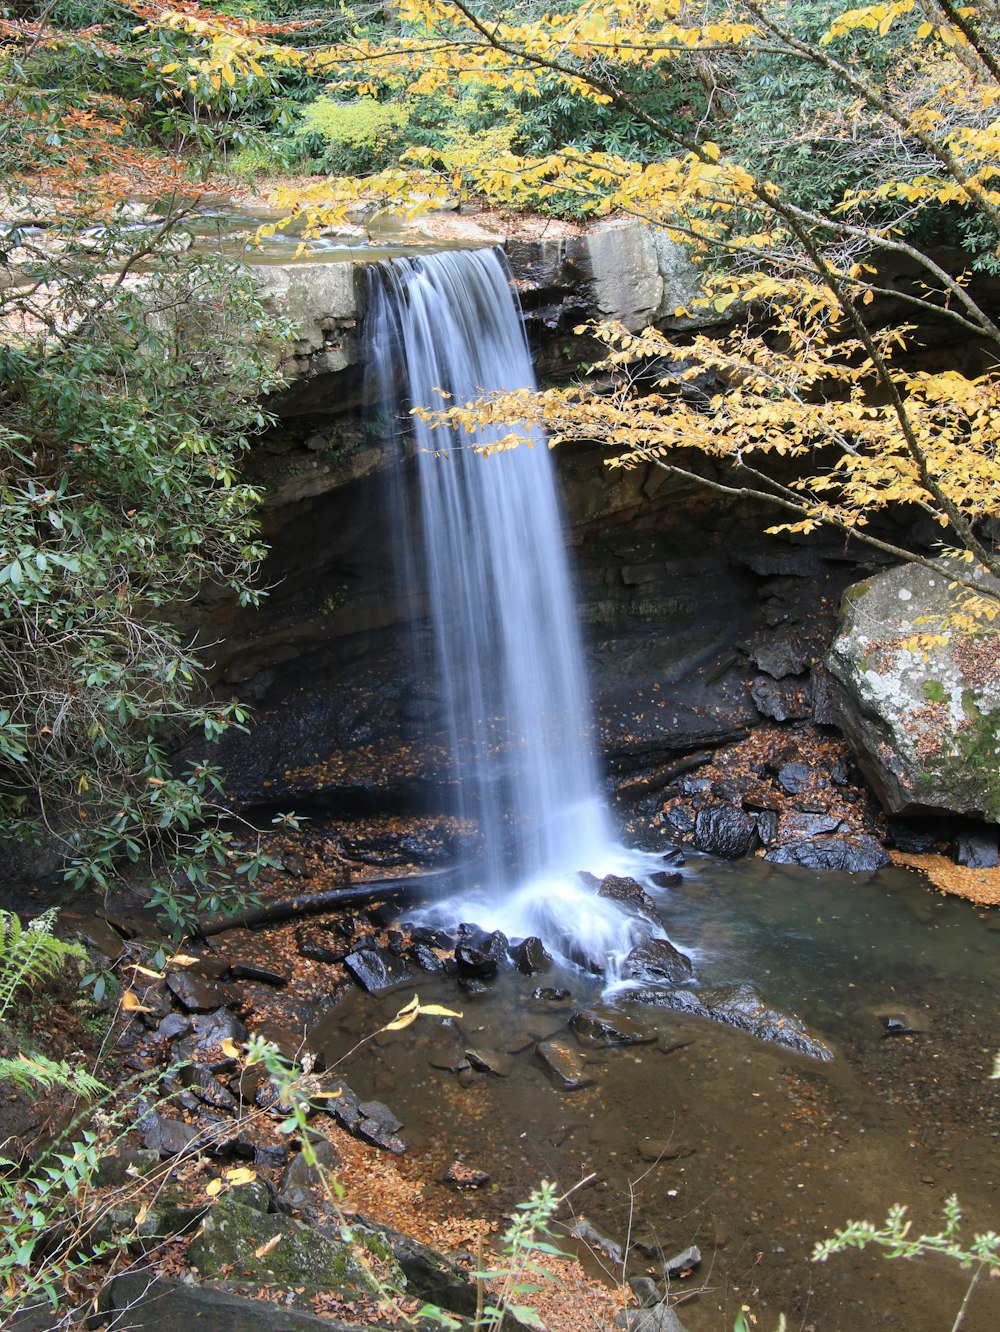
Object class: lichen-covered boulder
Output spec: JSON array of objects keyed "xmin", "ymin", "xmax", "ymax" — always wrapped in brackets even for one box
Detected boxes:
[{"xmin": 826, "ymin": 560, "xmax": 1000, "ymax": 821}]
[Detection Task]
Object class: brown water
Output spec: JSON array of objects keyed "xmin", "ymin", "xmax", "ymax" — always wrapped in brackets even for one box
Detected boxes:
[{"xmin": 314, "ymin": 857, "xmax": 1000, "ymax": 1332}]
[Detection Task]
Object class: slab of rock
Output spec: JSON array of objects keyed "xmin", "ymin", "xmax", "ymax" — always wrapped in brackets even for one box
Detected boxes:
[
  {"xmin": 536, "ymin": 1039, "xmax": 595, "ymax": 1090},
  {"xmin": 827, "ymin": 559, "xmax": 1000, "ymax": 820}
]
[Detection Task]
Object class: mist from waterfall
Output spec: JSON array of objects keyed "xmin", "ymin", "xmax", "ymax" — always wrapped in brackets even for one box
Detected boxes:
[{"xmin": 366, "ymin": 247, "xmax": 652, "ymax": 967}]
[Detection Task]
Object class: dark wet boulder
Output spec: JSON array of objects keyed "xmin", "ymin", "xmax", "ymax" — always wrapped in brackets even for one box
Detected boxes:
[
  {"xmin": 455, "ymin": 943, "xmax": 498, "ymax": 980},
  {"xmin": 692, "ymin": 804, "xmax": 758, "ymax": 858},
  {"xmin": 343, "ymin": 946, "xmax": 410, "ymax": 993},
  {"xmin": 598, "ymin": 874, "xmax": 660, "ymax": 923},
  {"xmin": 511, "ymin": 936, "xmax": 552, "ymax": 974},
  {"xmin": 765, "ymin": 834, "xmax": 889, "ymax": 873},
  {"xmin": 622, "ymin": 937, "xmax": 693, "ymax": 985},
  {"xmin": 570, "ymin": 1005, "xmax": 657, "ymax": 1047},
  {"xmin": 410, "ymin": 943, "xmax": 445, "ymax": 972}
]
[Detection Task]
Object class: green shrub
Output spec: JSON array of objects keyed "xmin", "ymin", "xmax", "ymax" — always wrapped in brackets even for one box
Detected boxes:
[{"xmin": 295, "ymin": 96, "xmax": 413, "ymax": 174}]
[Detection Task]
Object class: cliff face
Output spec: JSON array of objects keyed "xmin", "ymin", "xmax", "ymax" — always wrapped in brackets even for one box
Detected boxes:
[{"xmin": 202, "ymin": 221, "xmax": 996, "ymax": 864}]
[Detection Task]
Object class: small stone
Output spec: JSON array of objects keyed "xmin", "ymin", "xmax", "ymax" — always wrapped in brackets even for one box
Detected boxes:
[
  {"xmin": 662, "ymin": 1244, "xmax": 701, "ymax": 1278},
  {"xmin": 636, "ymin": 1139, "xmax": 696, "ymax": 1163},
  {"xmin": 357, "ymin": 1100, "xmax": 403, "ymax": 1133},
  {"xmin": 532, "ymin": 986, "xmax": 572, "ymax": 1003},
  {"xmin": 692, "ymin": 804, "xmax": 757, "ymax": 859},
  {"xmin": 629, "ymin": 1276, "xmax": 663, "ymax": 1308},
  {"xmin": 455, "ymin": 944, "xmax": 498, "ymax": 980},
  {"xmin": 278, "ymin": 1139, "xmax": 341, "ymax": 1210},
  {"xmin": 776, "ymin": 761, "xmax": 811, "ymax": 795}
]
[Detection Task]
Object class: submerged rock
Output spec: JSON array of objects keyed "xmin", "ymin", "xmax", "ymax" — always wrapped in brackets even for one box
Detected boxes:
[
  {"xmin": 623, "ymin": 983, "xmax": 833, "ymax": 1061},
  {"xmin": 570, "ymin": 1005, "xmax": 658, "ymax": 1047},
  {"xmin": 535, "ymin": 1039, "xmax": 595, "ymax": 1090}
]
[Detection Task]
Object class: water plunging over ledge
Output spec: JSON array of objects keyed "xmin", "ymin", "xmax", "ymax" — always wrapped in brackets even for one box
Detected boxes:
[{"xmin": 365, "ymin": 247, "xmax": 657, "ymax": 970}]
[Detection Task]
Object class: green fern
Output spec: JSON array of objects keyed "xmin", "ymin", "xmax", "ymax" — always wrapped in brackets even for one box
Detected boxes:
[
  {"xmin": 0, "ymin": 910, "xmax": 88, "ymax": 1022},
  {"xmin": 0, "ymin": 1052, "xmax": 105, "ymax": 1100}
]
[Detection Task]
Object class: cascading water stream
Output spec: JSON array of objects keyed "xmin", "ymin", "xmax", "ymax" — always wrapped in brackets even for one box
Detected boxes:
[{"xmin": 366, "ymin": 248, "xmax": 664, "ymax": 973}]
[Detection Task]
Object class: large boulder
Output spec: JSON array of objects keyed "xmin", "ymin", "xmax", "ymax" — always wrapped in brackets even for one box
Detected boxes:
[{"xmin": 826, "ymin": 560, "xmax": 1000, "ymax": 821}]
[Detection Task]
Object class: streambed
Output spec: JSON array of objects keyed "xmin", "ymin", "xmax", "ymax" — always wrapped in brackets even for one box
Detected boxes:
[{"xmin": 313, "ymin": 856, "xmax": 1000, "ymax": 1332}]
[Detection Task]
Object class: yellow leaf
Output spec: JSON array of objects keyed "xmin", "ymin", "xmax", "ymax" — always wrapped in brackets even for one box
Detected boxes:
[
  {"xmin": 205, "ymin": 1178, "xmax": 223, "ymax": 1197},
  {"xmin": 416, "ymin": 1003, "xmax": 464, "ymax": 1018},
  {"xmin": 222, "ymin": 63, "xmax": 236, "ymax": 87},
  {"xmin": 255, "ymin": 1233, "xmax": 283, "ymax": 1258},
  {"xmin": 221, "ymin": 1037, "xmax": 242, "ymax": 1059},
  {"xmin": 167, "ymin": 953, "xmax": 199, "ymax": 966},
  {"xmin": 135, "ymin": 1204, "xmax": 149, "ymax": 1226},
  {"xmin": 160, "ymin": 62, "xmax": 180, "ymax": 75},
  {"xmin": 225, "ymin": 1167, "xmax": 257, "ymax": 1186},
  {"xmin": 121, "ymin": 990, "xmax": 153, "ymax": 1013},
  {"xmin": 127, "ymin": 964, "xmax": 164, "ymax": 979}
]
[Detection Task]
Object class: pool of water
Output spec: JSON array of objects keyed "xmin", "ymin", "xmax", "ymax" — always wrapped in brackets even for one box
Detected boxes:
[{"xmin": 313, "ymin": 855, "xmax": 1000, "ymax": 1331}]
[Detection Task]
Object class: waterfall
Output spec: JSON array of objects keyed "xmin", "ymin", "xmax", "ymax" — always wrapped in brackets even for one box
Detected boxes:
[{"xmin": 366, "ymin": 248, "xmax": 652, "ymax": 968}]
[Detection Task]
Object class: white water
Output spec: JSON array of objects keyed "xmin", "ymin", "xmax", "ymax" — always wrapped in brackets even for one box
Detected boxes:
[{"xmin": 366, "ymin": 248, "xmax": 662, "ymax": 971}]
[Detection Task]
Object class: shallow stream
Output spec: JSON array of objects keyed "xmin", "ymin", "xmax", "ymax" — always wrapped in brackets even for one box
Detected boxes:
[{"xmin": 314, "ymin": 855, "xmax": 1000, "ymax": 1332}]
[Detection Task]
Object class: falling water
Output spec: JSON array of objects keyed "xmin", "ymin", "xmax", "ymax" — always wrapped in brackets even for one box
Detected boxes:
[{"xmin": 366, "ymin": 248, "xmax": 656, "ymax": 968}]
